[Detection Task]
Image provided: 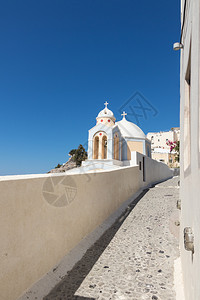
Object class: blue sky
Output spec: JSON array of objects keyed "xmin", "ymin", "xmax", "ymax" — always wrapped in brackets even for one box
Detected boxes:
[{"xmin": 0, "ymin": 0, "xmax": 180, "ymax": 175}]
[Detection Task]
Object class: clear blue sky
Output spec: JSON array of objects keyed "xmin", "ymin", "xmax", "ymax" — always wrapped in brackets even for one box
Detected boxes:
[{"xmin": 0, "ymin": 0, "xmax": 180, "ymax": 175}]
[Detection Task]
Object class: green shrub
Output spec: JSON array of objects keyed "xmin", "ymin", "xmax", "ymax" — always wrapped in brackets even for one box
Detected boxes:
[{"xmin": 69, "ymin": 144, "xmax": 87, "ymax": 167}]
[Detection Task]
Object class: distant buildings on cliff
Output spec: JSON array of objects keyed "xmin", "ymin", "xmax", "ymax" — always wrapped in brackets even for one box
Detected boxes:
[{"xmin": 147, "ymin": 128, "xmax": 180, "ymax": 167}]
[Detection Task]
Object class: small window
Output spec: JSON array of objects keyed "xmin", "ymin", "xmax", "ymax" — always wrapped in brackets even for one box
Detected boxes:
[{"xmin": 139, "ymin": 161, "xmax": 142, "ymax": 170}]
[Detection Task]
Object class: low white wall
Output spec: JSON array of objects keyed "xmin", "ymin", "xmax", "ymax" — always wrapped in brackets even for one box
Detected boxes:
[
  {"xmin": 135, "ymin": 152, "xmax": 173, "ymax": 187},
  {"xmin": 0, "ymin": 158, "xmax": 172, "ymax": 300}
]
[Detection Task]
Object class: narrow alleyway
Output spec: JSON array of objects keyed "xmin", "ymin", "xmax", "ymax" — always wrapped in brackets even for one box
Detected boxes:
[{"xmin": 44, "ymin": 177, "xmax": 180, "ymax": 300}]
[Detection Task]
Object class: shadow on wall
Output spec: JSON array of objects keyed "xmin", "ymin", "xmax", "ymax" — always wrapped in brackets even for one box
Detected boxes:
[{"xmin": 44, "ymin": 189, "xmax": 148, "ymax": 300}]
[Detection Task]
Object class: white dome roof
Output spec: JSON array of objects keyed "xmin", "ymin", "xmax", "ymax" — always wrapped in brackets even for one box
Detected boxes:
[
  {"xmin": 116, "ymin": 118, "xmax": 146, "ymax": 139},
  {"xmin": 96, "ymin": 102, "xmax": 116, "ymax": 121}
]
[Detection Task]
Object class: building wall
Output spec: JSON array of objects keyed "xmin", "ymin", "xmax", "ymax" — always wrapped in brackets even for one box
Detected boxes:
[
  {"xmin": 152, "ymin": 152, "xmax": 169, "ymax": 164},
  {"xmin": 172, "ymin": 127, "xmax": 181, "ymax": 141},
  {"xmin": 136, "ymin": 152, "xmax": 172, "ymax": 187},
  {"xmin": 147, "ymin": 129, "xmax": 179, "ymax": 150},
  {"xmin": 0, "ymin": 160, "xmax": 172, "ymax": 300},
  {"xmin": 127, "ymin": 141, "xmax": 143, "ymax": 159},
  {"xmin": 145, "ymin": 142, "xmax": 151, "ymax": 158},
  {"xmin": 152, "ymin": 152, "xmax": 179, "ymax": 168},
  {"xmin": 180, "ymin": 0, "xmax": 200, "ymax": 299}
]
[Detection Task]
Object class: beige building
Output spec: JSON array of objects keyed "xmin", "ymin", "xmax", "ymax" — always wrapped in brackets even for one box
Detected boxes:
[
  {"xmin": 177, "ymin": 0, "xmax": 200, "ymax": 299},
  {"xmin": 151, "ymin": 148, "xmax": 179, "ymax": 168}
]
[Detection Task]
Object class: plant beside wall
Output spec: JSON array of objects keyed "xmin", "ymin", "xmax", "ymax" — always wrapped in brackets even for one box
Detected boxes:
[{"xmin": 69, "ymin": 144, "xmax": 88, "ymax": 167}]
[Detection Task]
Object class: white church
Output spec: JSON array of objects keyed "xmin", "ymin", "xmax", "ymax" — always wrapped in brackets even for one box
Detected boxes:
[{"xmin": 75, "ymin": 102, "xmax": 152, "ymax": 172}]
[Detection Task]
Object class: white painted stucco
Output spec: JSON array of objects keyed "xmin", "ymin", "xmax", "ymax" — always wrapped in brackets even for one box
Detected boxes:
[
  {"xmin": 0, "ymin": 157, "xmax": 172, "ymax": 300},
  {"xmin": 179, "ymin": 0, "xmax": 200, "ymax": 299},
  {"xmin": 147, "ymin": 128, "xmax": 180, "ymax": 150}
]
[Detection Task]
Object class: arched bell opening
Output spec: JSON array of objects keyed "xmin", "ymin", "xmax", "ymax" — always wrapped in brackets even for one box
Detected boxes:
[
  {"xmin": 93, "ymin": 136, "xmax": 99, "ymax": 159},
  {"xmin": 114, "ymin": 136, "xmax": 119, "ymax": 160},
  {"xmin": 102, "ymin": 136, "xmax": 107, "ymax": 159}
]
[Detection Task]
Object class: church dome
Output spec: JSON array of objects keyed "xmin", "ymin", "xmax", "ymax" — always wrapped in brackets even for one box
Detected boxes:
[
  {"xmin": 96, "ymin": 102, "xmax": 116, "ymax": 121},
  {"xmin": 116, "ymin": 114, "xmax": 146, "ymax": 139}
]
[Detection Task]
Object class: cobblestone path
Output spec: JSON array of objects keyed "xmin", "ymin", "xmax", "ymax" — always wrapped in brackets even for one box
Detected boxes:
[{"xmin": 44, "ymin": 177, "xmax": 180, "ymax": 300}]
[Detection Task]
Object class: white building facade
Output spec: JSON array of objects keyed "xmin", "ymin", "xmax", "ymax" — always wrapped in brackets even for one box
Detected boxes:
[
  {"xmin": 179, "ymin": 0, "xmax": 200, "ymax": 299},
  {"xmin": 147, "ymin": 128, "xmax": 180, "ymax": 167},
  {"xmin": 147, "ymin": 128, "xmax": 180, "ymax": 150}
]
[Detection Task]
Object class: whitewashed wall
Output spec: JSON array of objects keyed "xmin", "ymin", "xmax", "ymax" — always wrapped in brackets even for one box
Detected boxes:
[
  {"xmin": 179, "ymin": 1, "xmax": 200, "ymax": 299},
  {"xmin": 0, "ymin": 158, "xmax": 172, "ymax": 300}
]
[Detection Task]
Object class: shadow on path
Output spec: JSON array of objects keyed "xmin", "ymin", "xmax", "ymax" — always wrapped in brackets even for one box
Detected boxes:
[{"xmin": 44, "ymin": 189, "xmax": 149, "ymax": 300}]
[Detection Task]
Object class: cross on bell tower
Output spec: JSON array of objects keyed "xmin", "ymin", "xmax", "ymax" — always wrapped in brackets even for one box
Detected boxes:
[{"xmin": 104, "ymin": 101, "xmax": 109, "ymax": 108}]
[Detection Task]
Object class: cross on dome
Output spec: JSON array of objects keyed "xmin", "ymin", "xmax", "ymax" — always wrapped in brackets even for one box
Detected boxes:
[
  {"xmin": 97, "ymin": 101, "xmax": 116, "ymax": 122},
  {"xmin": 121, "ymin": 111, "xmax": 127, "ymax": 119},
  {"xmin": 104, "ymin": 101, "xmax": 109, "ymax": 108}
]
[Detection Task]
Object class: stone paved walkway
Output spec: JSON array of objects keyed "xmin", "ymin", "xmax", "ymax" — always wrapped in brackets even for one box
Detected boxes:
[{"xmin": 44, "ymin": 177, "xmax": 180, "ymax": 300}]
